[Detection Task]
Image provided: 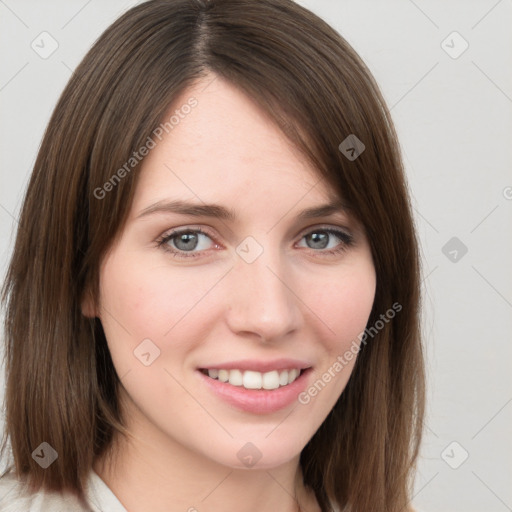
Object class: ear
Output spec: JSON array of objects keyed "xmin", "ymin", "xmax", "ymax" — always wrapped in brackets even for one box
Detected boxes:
[{"xmin": 81, "ymin": 289, "xmax": 99, "ymax": 318}]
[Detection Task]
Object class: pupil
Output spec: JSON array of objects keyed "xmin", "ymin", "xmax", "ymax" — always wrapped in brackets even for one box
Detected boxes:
[
  {"xmin": 175, "ymin": 233, "xmax": 198, "ymax": 251},
  {"xmin": 308, "ymin": 232, "xmax": 328, "ymax": 249}
]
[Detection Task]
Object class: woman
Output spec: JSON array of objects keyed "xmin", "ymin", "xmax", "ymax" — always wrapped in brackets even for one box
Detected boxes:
[{"xmin": 0, "ymin": 0, "xmax": 425, "ymax": 510}]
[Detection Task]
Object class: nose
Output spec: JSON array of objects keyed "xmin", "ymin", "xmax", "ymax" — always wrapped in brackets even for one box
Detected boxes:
[{"xmin": 224, "ymin": 247, "xmax": 303, "ymax": 343}]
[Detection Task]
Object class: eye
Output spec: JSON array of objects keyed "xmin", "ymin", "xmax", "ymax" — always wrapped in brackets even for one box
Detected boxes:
[
  {"xmin": 156, "ymin": 226, "xmax": 354, "ymax": 260},
  {"xmin": 296, "ymin": 227, "xmax": 354, "ymax": 256},
  {"xmin": 156, "ymin": 228, "xmax": 218, "ymax": 258}
]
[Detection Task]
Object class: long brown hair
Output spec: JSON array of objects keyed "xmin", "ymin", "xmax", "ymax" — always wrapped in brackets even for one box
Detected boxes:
[{"xmin": 1, "ymin": 1, "xmax": 425, "ymax": 510}]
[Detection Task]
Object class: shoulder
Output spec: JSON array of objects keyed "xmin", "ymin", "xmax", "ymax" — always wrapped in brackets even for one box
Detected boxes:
[{"xmin": 0, "ymin": 470, "xmax": 92, "ymax": 512}]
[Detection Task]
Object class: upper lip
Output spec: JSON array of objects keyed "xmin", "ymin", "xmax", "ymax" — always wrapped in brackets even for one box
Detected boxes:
[{"xmin": 198, "ymin": 358, "xmax": 312, "ymax": 373}]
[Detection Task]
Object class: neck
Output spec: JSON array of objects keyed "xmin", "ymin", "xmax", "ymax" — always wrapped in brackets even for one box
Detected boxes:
[{"xmin": 93, "ymin": 401, "xmax": 318, "ymax": 512}]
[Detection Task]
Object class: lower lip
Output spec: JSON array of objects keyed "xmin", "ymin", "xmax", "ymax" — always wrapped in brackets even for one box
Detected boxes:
[{"xmin": 197, "ymin": 369, "xmax": 312, "ymax": 414}]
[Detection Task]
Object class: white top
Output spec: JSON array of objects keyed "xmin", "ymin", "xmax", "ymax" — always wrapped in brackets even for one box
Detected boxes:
[
  {"xmin": 0, "ymin": 469, "xmax": 424, "ymax": 511},
  {"xmin": 0, "ymin": 469, "xmax": 127, "ymax": 512}
]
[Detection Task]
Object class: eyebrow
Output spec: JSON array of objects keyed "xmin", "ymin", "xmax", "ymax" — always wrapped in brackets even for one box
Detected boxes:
[{"xmin": 136, "ymin": 198, "xmax": 348, "ymax": 221}]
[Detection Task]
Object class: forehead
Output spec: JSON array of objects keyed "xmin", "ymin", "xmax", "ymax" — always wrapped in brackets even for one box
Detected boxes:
[{"xmin": 130, "ymin": 76, "xmax": 340, "ymax": 218}]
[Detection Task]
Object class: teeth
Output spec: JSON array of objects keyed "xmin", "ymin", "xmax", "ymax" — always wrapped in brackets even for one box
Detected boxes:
[
  {"xmin": 262, "ymin": 370, "xmax": 280, "ymax": 390},
  {"xmin": 288, "ymin": 368, "xmax": 299, "ymax": 382},
  {"xmin": 243, "ymin": 370, "xmax": 262, "ymax": 389},
  {"xmin": 206, "ymin": 368, "xmax": 302, "ymax": 389},
  {"xmin": 228, "ymin": 369, "xmax": 243, "ymax": 386},
  {"xmin": 218, "ymin": 369, "xmax": 229, "ymax": 382}
]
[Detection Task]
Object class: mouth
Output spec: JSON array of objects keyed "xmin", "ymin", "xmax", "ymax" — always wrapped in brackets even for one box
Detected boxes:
[
  {"xmin": 199, "ymin": 367, "xmax": 305, "ymax": 390},
  {"xmin": 196, "ymin": 366, "xmax": 313, "ymax": 414}
]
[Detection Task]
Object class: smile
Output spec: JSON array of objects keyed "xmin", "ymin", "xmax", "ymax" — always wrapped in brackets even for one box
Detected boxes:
[{"xmin": 200, "ymin": 368, "xmax": 302, "ymax": 390}]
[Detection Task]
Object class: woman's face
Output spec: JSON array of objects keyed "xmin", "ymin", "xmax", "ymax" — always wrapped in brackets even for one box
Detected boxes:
[{"xmin": 92, "ymin": 75, "xmax": 376, "ymax": 469}]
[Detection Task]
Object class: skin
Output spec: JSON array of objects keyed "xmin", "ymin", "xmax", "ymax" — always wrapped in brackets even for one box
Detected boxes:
[{"xmin": 86, "ymin": 73, "xmax": 376, "ymax": 512}]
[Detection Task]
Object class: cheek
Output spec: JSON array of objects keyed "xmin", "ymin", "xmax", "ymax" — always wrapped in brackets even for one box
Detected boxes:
[
  {"xmin": 98, "ymin": 252, "xmax": 224, "ymax": 357},
  {"xmin": 99, "ymin": 255, "xmax": 167, "ymax": 336},
  {"xmin": 310, "ymin": 261, "xmax": 376, "ymax": 352},
  {"xmin": 295, "ymin": 262, "xmax": 375, "ymax": 409}
]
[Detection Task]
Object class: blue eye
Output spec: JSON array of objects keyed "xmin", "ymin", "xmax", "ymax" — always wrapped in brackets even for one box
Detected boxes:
[
  {"xmin": 156, "ymin": 226, "xmax": 353, "ymax": 259},
  {"xmin": 297, "ymin": 228, "xmax": 354, "ymax": 255},
  {"xmin": 157, "ymin": 228, "xmax": 215, "ymax": 257}
]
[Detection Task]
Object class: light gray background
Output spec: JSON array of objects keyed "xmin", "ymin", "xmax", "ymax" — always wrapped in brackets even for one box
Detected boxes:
[{"xmin": 1, "ymin": 1, "xmax": 511, "ymax": 511}]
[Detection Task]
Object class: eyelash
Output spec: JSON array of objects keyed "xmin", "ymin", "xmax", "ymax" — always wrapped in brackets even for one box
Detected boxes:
[{"xmin": 155, "ymin": 226, "xmax": 354, "ymax": 260}]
